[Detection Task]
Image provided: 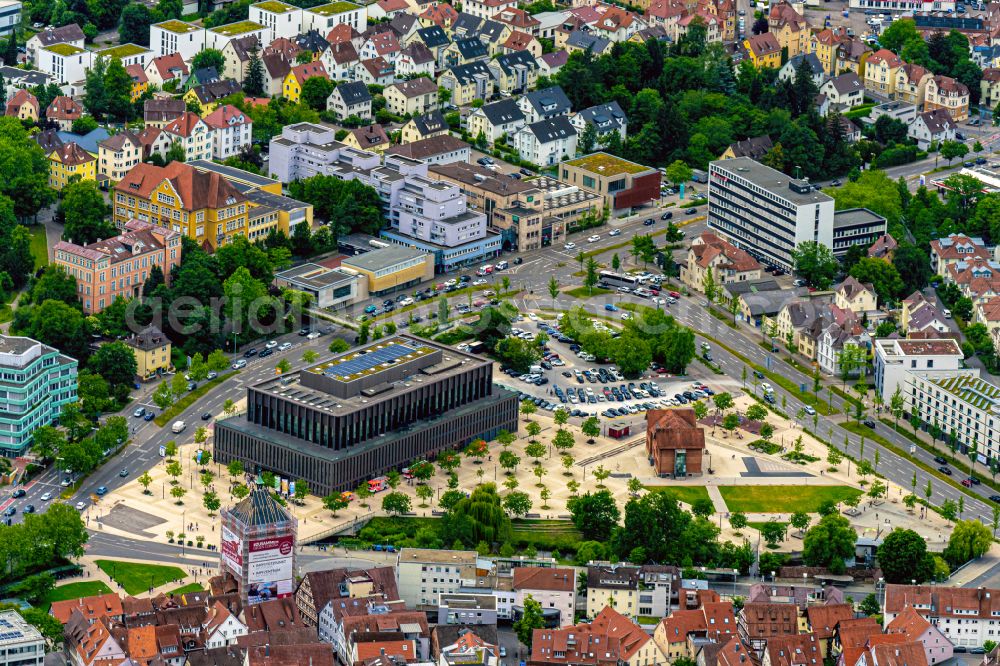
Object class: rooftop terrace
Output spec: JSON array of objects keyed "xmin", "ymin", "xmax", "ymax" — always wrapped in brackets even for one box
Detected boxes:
[{"xmin": 564, "ymin": 152, "xmax": 651, "ymax": 177}]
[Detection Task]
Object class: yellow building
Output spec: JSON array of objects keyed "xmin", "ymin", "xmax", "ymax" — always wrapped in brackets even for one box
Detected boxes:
[
  {"xmin": 835, "ymin": 276, "xmax": 877, "ymax": 313},
  {"xmin": 744, "ymin": 32, "xmax": 782, "ymax": 69},
  {"xmin": 340, "ymin": 245, "xmax": 434, "ymax": 296},
  {"xmin": 863, "ymin": 48, "xmax": 903, "ymax": 97},
  {"xmin": 113, "ymin": 161, "xmax": 249, "ymax": 250},
  {"xmin": 125, "ymin": 64, "xmax": 149, "ymax": 102},
  {"xmin": 768, "ymin": 1, "xmax": 809, "ymax": 59},
  {"xmin": 98, "ymin": 131, "xmax": 144, "ymax": 185},
  {"xmin": 125, "ymin": 324, "xmax": 172, "ymax": 380},
  {"xmin": 809, "ymin": 29, "xmax": 840, "ymax": 75},
  {"xmin": 400, "ymin": 112, "xmax": 448, "ymax": 144},
  {"xmin": 187, "ymin": 159, "xmax": 314, "ymax": 242},
  {"xmin": 282, "ymin": 61, "xmax": 330, "ymax": 102},
  {"xmin": 49, "ymin": 142, "xmax": 97, "ymax": 190}
]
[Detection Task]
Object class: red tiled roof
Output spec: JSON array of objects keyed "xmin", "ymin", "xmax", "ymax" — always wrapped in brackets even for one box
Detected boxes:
[
  {"xmin": 513, "ymin": 567, "xmax": 575, "ymax": 592},
  {"xmin": 113, "ymin": 161, "xmax": 247, "ymax": 211}
]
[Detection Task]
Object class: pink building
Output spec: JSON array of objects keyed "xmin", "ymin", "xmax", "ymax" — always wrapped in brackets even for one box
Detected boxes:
[{"xmin": 53, "ymin": 219, "xmax": 182, "ymax": 314}]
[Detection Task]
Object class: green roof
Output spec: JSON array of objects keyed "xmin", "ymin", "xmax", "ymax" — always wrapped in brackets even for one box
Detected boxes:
[
  {"xmin": 564, "ymin": 152, "xmax": 652, "ymax": 177},
  {"xmin": 210, "ymin": 20, "xmax": 264, "ymax": 36},
  {"xmin": 97, "ymin": 43, "xmax": 149, "ymax": 59},
  {"xmin": 254, "ymin": 0, "xmax": 297, "ymax": 12},
  {"xmin": 44, "ymin": 43, "xmax": 85, "ymax": 56},
  {"xmin": 156, "ymin": 19, "xmax": 201, "ymax": 33},
  {"xmin": 308, "ymin": 1, "xmax": 360, "ymax": 15},
  {"xmin": 930, "ymin": 374, "xmax": 1000, "ymax": 413}
]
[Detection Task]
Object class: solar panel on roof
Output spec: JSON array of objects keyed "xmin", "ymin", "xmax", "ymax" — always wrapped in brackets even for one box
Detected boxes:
[{"xmin": 327, "ymin": 342, "xmax": 419, "ymax": 378}]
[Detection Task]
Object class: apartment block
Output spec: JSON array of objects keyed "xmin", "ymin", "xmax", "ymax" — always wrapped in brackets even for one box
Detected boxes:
[
  {"xmin": 884, "ymin": 584, "xmax": 1000, "ymax": 648},
  {"xmin": 873, "ymin": 337, "xmax": 963, "ymax": 400},
  {"xmin": 0, "ymin": 610, "xmax": 44, "ymax": 666},
  {"xmin": 396, "ymin": 549, "xmax": 479, "ymax": 610},
  {"xmin": 905, "ymin": 370, "xmax": 1000, "ymax": 463},
  {"xmin": 53, "ymin": 219, "xmax": 181, "ymax": 314},
  {"xmin": 708, "ymin": 157, "xmax": 835, "ymax": 270},
  {"xmin": 150, "ymin": 20, "xmax": 206, "ymax": 60}
]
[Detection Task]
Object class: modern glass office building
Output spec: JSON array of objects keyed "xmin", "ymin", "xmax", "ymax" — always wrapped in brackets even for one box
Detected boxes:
[{"xmin": 0, "ymin": 335, "xmax": 78, "ymax": 457}]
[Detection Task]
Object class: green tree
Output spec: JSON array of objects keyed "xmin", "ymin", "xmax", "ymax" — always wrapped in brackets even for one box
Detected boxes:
[
  {"xmin": 802, "ymin": 513, "xmax": 858, "ymax": 574},
  {"xmin": 514, "ymin": 595, "xmax": 545, "ymax": 649},
  {"xmin": 59, "ymin": 180, "xmax": 115, "ymax": 245},
  {"xmin": 441, "ymin": 484, "xmax": 512, "ymax": 546},
  {"xmin": 664, "ymin": 159, "xmax": 693, "ymax": 186},
  {"xmin": 792, "ymin": 241, "xmax": 839, "ymax": 289},
  {"xmin": 381, "ymin": 491, "xmax": 411, "ymax": 516},
  {"xmin": 502, "ymin": 490, "xmax": 532, "ymax": 517},
  {"xmin": 567, "ymin": 489, "xmax": 620, "ymax": 541},
  {"xmin": 191, "ymin": 49, "xmax": 225, "ymax": 77},
  {"xmin": 243, "ymin": 44, "xmax": 266, "ymax": 96},
  {"xmin": 878, "ymin": 527, "xmax": 935, "ymax": 583},
  {"xmin": 850, "ymin": 257, "xmax": 905, "ymax": 304},
  {"xmin": 944, "ymin": 519, "xmax": 993, "ymax": 567}
]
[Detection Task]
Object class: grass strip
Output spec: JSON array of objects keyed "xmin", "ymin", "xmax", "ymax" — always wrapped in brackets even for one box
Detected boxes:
[
  {"xmin": 96, "ymin": 560, "xmax": 188, "ymax": 595},
  {"xmin": 153, "ymin": 372, "xmax": 236, "ymax": 427},
  {"xmin": 643, "ymin": 485, "xmax": 710, "ymax": 505},
  {"xmin": 565, "ymin": 286, "xmax": 612, "ymax": 298},
  {"xmin": 168, "ymin": 582, "xmax": 205, "ymax": 596},
  {"xmin": 839, "ymin": 420, "xmax": 979, "ymax": 501},
  {"xmin": 879, "ymin": 417, "xmax": 1000, "ymax": 492},
  {"xmin": 718, "ymin": 485, "xmax": 862, "ymax": 513},
  {"xmin": 42, "ymin": 581, "xmax": 112, "ymax": 609}
]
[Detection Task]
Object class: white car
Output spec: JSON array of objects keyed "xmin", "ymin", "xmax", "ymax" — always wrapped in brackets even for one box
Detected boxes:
[
  {"xmin": 399, "ymin": 297, "xmax": 413, "ymax": 306},
  {"xmin": 588, "ymin": 235, "xmax": 600, "ymax": 242},
  {"xmin": 803, "ymin": 405, "xmax": 816, "ymax": 415},
  {"xmin": 473, "ymin": 279, "xmax": 488, "ymax": 286},
  {"xmin": 265, "ymin": 340, "xmax": 278, "ymax": 348},
  {"xmin": 278, "ymin": 342, "xmax": 292, "ymax": 351},
  {"xmin": 621, "ymin": 313, "xmax": 632, "ymax": 320},
  {"xmin": 306, "ymin": 331, "xmax": 321, "ymax": 339},
  {"xmin": 564, "ymin": 242, "xmax": 577, "ymax": 250},
  {"xmin": 232, "ymin": 359, "xmax": 247, "ymax": 369},
  {"xmin": 40, "ymin": 492, "xmax": 52, "ymax": 501},
  {"xmin": 75, "ymin": 501, "xmax": 86, "ymax": 510},
  {"xmin": 609, "ymin": 229, "xmax": 622, "ymax": 236},
  {"xmin": 527, "ymin": 313, "xmax": 539, "ymax": 321},
  {"xmin": 760, "ymin": 382, "xmax": 772, "ymax": 392}
]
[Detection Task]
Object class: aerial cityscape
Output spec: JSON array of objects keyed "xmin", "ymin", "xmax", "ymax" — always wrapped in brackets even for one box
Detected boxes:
[{"xmin": 0, "ymin": 0, "xmax": 999, "ymax": 663}]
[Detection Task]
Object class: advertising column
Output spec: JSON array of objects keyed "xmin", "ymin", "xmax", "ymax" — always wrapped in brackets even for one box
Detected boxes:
[{"xmin": 246, "ymin": 535, "xmax": 295, "ymax": 604}]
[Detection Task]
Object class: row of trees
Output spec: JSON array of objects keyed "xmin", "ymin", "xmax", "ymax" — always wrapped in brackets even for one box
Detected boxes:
[{"xmin": 559, "ymin": 304, "xmax": 695, "ymax": 378}]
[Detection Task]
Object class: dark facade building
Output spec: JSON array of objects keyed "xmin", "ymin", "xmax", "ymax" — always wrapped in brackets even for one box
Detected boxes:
[
  {"xmin": 645, "ymin": 409, "xmax": 705, "ymax": 478},
  {"xmin": 214, "ymin": 335, "xmax": 519, "ymax": 496}
]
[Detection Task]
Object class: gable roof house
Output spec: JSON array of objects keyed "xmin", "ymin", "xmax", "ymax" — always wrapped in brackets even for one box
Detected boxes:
[
  {"xmin": 720, "ymin": 135, "xmax": 773, "ymax": 161},
  {"xmin": 517, "ymin": 85, "xmax": 571, "ymax": 123},
  {"xmin": 45, "ymin": 95, "xmax": 83, "ymax": 131},
  {"xmin": 819, "ymin": 72, "xmax": 864, "ymax": 111},
  {"xmin": 570, "ymin": 101, "xmax": 627, "ymax": 143},
  {"xmin": 512, "ymin": 116, "xmax": 577, "ymax": 167},
  {"xmin": 144, "ymin": 52, "xmax": 190, "ymax": 87},
  {"xmin": 488, "ymin": 50, "xmax": 539, "ymax": 96},
  {"xmin": 401, "ymin": 110, "xmax": 449, "ymax": 144},
  {"xmin": 327, "ymin": 80, "xmax": 373, "ymax": 121},
  {"xmin": 908, "ymin": 108, "xmax": 957, "ymax": 149},
  {"xmin": 467, "ymin": 98, "xmax": 526, "ymax": 143},
  {"xmin": 396, "ymin": 41, "xmax": 437, "ymax": 77}
]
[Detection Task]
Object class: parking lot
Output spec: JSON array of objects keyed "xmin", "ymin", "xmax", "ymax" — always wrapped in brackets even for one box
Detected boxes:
[{"xmin": 491, "ymin": 311, "xmax": 720, "ymax": 420}]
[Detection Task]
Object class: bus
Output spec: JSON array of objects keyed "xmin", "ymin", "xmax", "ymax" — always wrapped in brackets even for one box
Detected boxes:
[{"xmin": 598, "ymin": 271, "xmax": 641, "ymax": 290}]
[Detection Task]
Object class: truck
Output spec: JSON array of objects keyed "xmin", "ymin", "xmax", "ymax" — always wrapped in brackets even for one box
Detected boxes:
[
  {"xmin": 691, "ymin": 169, "xmax": 708, "ymax": 183},
  {"xmin": 368, "ymin": 476, "xmax": 388, "ymax": 493},
  {"xmin": 171, "ymin": 420, "xmax": 186, "ymax": 433}
]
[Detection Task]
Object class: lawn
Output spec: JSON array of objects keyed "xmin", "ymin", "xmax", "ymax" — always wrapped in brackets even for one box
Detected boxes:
[
  {"xmin": 357, "ymin": 516, "xmax": 585, "ymax": 554},
  {"xmin": 565, "ymin": 286, "xmax": 612, "ymax": 298},
  {"xmin": 717, "ymin": 485, "xmax": 862, "ymax": 513},
  {"xmin": 95, "ymin": 560, "xmax": 188, "ymax": 595},
  {"xmin": 26, "ymin": 225, "xmax": 47, "ymax": 269},
  {"xmin": 168, "ymin": 583, "xmax": 205, "ymax": 596},
  {"xmin": 644, "ymin": 485, "xmax": 710, "ymax": 506},
  {"xmin": 42, "ymin": 581, "xmax": 112, "ymax": 609}
]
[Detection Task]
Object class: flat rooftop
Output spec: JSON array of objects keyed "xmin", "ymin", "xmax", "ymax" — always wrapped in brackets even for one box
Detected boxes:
[
  {"xmin": 832, "ymin": 207, "xmax": 886, "ymax": 228},
  {"xmin": 876, "ymin": 338, "xmax": 963, "ymax": 356},
  {"xmin": 307, "ymin": 339, "xmax": 434, "ymax": 382},
  {"xmin": 928, "ymin": 374, "xmax": 1000, "ymax": 413},
  {"xmin": 341, "ymin": 245, "xmax": 429, "ymax": 273},
  {"xmin": 210, "ymin": 20, "xmax": 264, "ymax": 36},
  {"xmin": 0, "ymin": 611, "xmax": 43, "ymax": 647},
  {"xmin": 307, "ymin": 1, "xmax": 360, "ymax": 14},
  {"xmin": 188, "ymin": 159, "xmax": 279, "ymax": 189},
  {"xmin": 711, "ymin": 157, "xmax": 834, "ymax": 206},
  {"xmin": 400, "ymin": 548, "xmax": 477, "ymax": 564},
  {"xmin": 563, "ymin": 152, "xmax": 652, "ymax": 177},
  {"xmin": 276, "ymin": 263, "xmax": 357, "ymax": 290},
  {"xmin": 245, "ymin": 189, "xmax": 311, "ymax": 212},
  {"xmin": 155, "ymin": 20, "xmax": 202, "ymax": 33},
  {"xmin": 429, "ymin": 162, "xmax": 535, "ymax": 196},
  {"xmin": 254, "ymin": 0, "xmax": 298, "ymax": 11},
  {"xmin": 96, "ymin": 43, "xmax": 149, "ymax": 58}
]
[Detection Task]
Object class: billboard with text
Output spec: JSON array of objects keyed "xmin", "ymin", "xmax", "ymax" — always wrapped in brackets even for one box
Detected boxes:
[
  {"xmin": 247, "ymin": 535, "xmax": 294, "ymax": 584},
  {"xmin": 221, "ymin": 526, "xmax": 242, "ymax": 574}
]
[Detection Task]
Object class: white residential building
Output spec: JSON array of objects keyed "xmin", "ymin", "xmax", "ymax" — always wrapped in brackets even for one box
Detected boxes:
[
  {"xmin": 512, "ymin": 567, "xmax": 576, "ymax": 628},
  {"xmin": 0, "ymin": 610, "xmax": 44, "ymax": 666},
  {"xmin": 883, "ymin": 584, "xmax": 1000, "ymax": 649},
  {"xmin": 395, "ymin": 548, "xmax": 478, "ymax": 609},
  {"xmin": 205, "ymin": 21, "xmax": 270, "ymax": 52},
  {"xmin": 161, "ymin": 111, "xmax": 213, "ymax": 162},
  {"xmin": 873, "ymin": 337, "xmax": 964, "ymax": 400},
  {"xmin": 512, "ymin": 116, "xmax": 577, "ymax": 167},
  {"xmin": 250, "ymin": 0, "xmax": 304, "ymax": 41},
  {"xmin": 150, "ymin": 20, "xmax": 206, "ymax": 60},
  {"xmin": 302, "ymin": 1, "xmax": 367, "ymax": 34},
  {"xmin": 904, "ymin": 370, "xmax": 1000, "ymax": 462},
  {"xmin": 464, "ymin": 0, "xmax": 518, "ymax": 21},
  {"xmin": 37, "ymin": 44, "xmax": 91, "ymax": 85},
  {"xmin": 202, "ymin": 602, "xmax": 247, "ymax": 649},
  {"xmin": 0, "ymin": 1, "xmax": 22, "ymax": 38},
  {"xmin": 203, "ymin": 104, "xmax": 253, "ymax": 160}
]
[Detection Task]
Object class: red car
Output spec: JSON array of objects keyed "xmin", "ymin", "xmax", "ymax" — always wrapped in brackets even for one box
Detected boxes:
[
  {"xmin": 962, "ymin": 478, "xmax": 973, "ymax": 487},
  {"xmin": 668, "ymin": 291, "xmax": 681, "ymax": 298}
]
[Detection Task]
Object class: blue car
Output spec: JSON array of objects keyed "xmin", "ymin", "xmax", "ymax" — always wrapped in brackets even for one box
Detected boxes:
[
  {"xmin": 605, "ymin": 304, "xmax": 618, "ymax": 312},
  {"xmin": 144, "ymin": 411, "xmax": 154, "ymax": 421},
  {"xmin": 96, "ymin": 486, "xmax": 108, "ymax": 496},
  {"xmin": 364, "ymin": 305, "xmax": 377, "ymax": 314}
]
